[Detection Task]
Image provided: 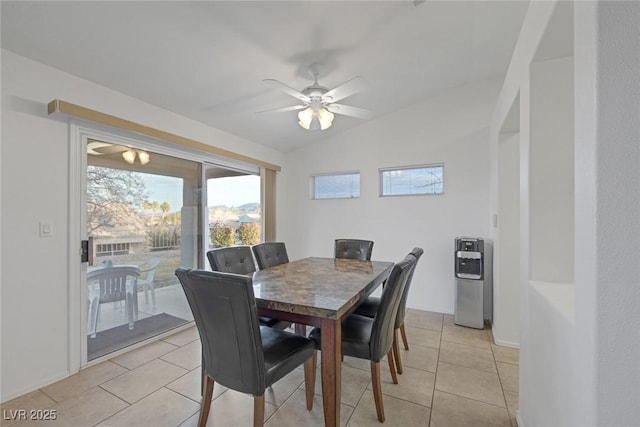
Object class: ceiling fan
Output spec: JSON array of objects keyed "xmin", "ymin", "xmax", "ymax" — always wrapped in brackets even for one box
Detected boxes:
[
  {"xmin": 87, "ymin": 141, "xmax": 150, "ymax": 165},
  {"xmin": 261, "ymin": 62, "xmax": 374, "ymax": 131}
]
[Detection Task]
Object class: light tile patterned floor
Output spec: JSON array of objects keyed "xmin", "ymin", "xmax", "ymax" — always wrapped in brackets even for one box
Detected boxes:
[{"xmin": 1, "ymin": 309, "xmax": 519, "ymax": 427}]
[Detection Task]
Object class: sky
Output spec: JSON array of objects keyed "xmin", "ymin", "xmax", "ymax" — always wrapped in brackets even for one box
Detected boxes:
[{"xmin": 141, "ymin": 173, "xmax": 260, "ymax": 212}]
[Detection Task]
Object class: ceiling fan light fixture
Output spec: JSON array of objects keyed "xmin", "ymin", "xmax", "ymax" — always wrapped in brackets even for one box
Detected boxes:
[
  {"xmin": 138, "ymin": 150, "xmax": 150, "ymax": 165},
  {"xmin": 298, "ymin": 106, "xmax": 333, "ymax": 131},
  {"xmin": 318, "ymin": 107, "xmax": 334, "ymax": 130},
  {"xmin": 122, "ymin": 149, "xmax": 151, "ymax": 165},
  {"xmin": 298, "ymin": 107, "xmax": 314, "ymax": 130},
  {"xmin": 122, "ymin": 149, "xmax": 136, "ymax": 164}
]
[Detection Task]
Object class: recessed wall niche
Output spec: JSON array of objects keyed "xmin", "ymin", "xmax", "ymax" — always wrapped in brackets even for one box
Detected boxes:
[{"xmin": 528, "ymin": 1, "xmax": 575, "ymax": 317}]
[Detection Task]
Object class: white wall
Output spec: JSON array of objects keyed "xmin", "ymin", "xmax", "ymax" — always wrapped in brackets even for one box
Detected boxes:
[
  {"xmin": 279, "ymin": 80, "xmax": 498, "ymax": 314},
  {"xmin": 0, "ymin": 50, "xmax": 285, "ymax": 401},
  {"xmin": 523, "ymin": 54, "xmax": 576, "ymax": 427},
  {"xmin": 491, "ymin": 1, "xmax": 640, "ymax": 425},
  {"xmin": 495, "ymin": 132, "xmax": 520, "ymax": 347},
  {"xmin": 529, "ymin": 56, "xmax": 574, "ymax": 286},
  {"xmin": 587, "ymin": 2, "xmax": 640, "ymax": 424}
]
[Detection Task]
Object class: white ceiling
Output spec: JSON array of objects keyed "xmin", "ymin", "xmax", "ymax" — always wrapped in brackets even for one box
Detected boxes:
[{"xmin": 1, "ymin": 1, "xmax": 529, "ymax": 152}]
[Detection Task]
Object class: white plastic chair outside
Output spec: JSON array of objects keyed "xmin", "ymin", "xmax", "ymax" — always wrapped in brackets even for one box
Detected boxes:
[
  {"xmin": 87, "ymin": 266, "xmax": 140, "ymax": 338},
  {"xmin": 138, "ymin": 258, "xmax": 161, "ymax": 307}
]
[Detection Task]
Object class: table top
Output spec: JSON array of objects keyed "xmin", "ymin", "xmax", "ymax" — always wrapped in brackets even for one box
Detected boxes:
[{"xmin": 252, "ymin": 257, "xmax": 394, "ymax": 319}]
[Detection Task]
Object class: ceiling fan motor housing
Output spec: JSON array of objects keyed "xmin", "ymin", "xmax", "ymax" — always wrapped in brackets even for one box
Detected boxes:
[{"xmin": 302, "ymin": 85, "xmax": 330, "ymax": 102}]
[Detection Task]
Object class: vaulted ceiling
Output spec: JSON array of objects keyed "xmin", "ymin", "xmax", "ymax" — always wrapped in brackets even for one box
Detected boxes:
[{"xmin": 1, "ymin": 1, "xmax": 529, "ymax": 151}]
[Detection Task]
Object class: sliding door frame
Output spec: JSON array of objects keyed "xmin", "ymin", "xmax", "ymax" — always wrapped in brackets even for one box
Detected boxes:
[{"xmin": 68, "ymin": 122, "xmax": 269, "ymax": 372}]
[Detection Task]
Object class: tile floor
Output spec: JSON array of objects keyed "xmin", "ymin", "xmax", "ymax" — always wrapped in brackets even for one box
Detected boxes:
[{"xmin": 1, "ymin": 309, "xmax": 519, "ymax": 427}]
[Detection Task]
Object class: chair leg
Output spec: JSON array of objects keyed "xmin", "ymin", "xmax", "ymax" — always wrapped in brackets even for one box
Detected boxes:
[
  {"xmin": 304, "ymin": 352, "xmax": 317, "ymax": 410},
  {"xmin": 126, "ymin": 293, "xmax": 134, "ymax": 330},
  {"xmin": 253, "ymin": 394, "xmax": 265, "ymax": 427},
  {"xmin": 198, "ymin": 375, "xmax": 214, "ymax": 427},
  {"xmin": 400, "ymin": 322, "xmax": 409, "ymax": 350},
  {"xmin": 88, "ymin": 297, "xmax": 99, "ymax": 338},
  {"xmin": 133, "ymin": 286, "xmax": 139, "ymax": 321},
  {"xmin": 392, "ymin": 328, "xmax": 403, "ymax": 375},
  {"xmin": 387, "ymin": 350, "xmax": 398, "ymax": 385},
  {"xmin": 295, "ymin": 323, "xmax": 306, "ymax": 336},
  {"xmin": 150, "ymin": 284, "xmax": 156, "ymax": 308},
  {"xmin": 201, "ymin": 358, "xmax": 206, "ymax": 396},
  {"xmin": 370, "ymin": 361, "xmax": 385, "ymax": 422}
]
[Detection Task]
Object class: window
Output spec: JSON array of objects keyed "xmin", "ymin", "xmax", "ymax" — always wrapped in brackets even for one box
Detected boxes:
[
  {"xmin": 312, "ymin": 172, "xmax": 360, "ymax": 199},
  {"xmin": 380, "ymin": 164, "xmax": 444, "ymax": 196}
]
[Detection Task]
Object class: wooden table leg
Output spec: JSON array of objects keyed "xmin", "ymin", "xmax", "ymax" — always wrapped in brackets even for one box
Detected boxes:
[{"xmin": 321, "ymin": 318, "xmax": 341, "ymax": 427}]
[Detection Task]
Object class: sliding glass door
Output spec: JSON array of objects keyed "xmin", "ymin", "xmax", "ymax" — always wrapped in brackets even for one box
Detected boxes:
[
  {"xmin": 204, "ymin": 163, "xmax": 262, "ymax": 262},
  {"xmin": 83, "ymin": 137, "xmax": 265, "ymax": 361},
  {"xmin": 83, "ymin": 136, "xmax": 264, "ymax": 361},
  {"xmin": 85, "ymin": 140, "xmax": 201, "ymax": 361}
]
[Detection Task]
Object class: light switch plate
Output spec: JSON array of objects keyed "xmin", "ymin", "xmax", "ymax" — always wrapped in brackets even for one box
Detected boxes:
[{"xmin": 39, "ymin": 221, "xmax": 53, "ymax": 237}]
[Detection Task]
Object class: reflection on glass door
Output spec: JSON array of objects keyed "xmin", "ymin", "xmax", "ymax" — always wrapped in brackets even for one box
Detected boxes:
[
  {"xmin": 205, "ymin": 164, "xmax": 262, "ymax": 264},
  {"xmin": 86, "ymin": 140, "xmax": 200, "ymax": 361}
]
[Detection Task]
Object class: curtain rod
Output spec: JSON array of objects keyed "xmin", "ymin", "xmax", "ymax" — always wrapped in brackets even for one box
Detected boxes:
[{"xmin": 47, "ymin": 99, "xmax": 281, "ymax": 172}]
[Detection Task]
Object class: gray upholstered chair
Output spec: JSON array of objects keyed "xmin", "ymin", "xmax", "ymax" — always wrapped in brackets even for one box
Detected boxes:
[
  {"xmin": 252, "ymin": 242, "xmax": 289, "ymax": 270},
  {"xmin": 207, "ymin": 246, "xmax": 256, "ymax": 276},
  {"xmin": 87, "ymin": 266, "xmax": 140, "ymax": 338},
  {"xmin": 334, "ymin": 239, "xmax": 374, "ymax": 261},
  {"xmin": 175, "ymin": 268, "xmax": 316, "ymax": 427},
  {"xmin": 354, "ymin": 247, "xmax": 424, "ymax": 374},
  {"xmin": 308, "ymin": 254, "xmax": 417, "ymax": 422},
  {"xmin": 206, "ymin": 246, "xmax": 290, "ymax": 330}
]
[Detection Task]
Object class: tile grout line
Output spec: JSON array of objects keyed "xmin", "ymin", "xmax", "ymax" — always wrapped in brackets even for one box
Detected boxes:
[
  {"xmin": 489, "ymin": 327, "xmax": 515, "ymax": 426},
  {"xmin": 426, "ymin": 316, "xmax": 444, "ymax": 426},
  {"xmin": 90, "ymin": 386, "xmax": 132, "ymax": 427}
]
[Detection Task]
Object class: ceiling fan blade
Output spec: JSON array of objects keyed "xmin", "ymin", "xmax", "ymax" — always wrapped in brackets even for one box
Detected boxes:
[
  {"xmin": 263, "ymin": 79, "xmax": 310, "ymax": 103},
  {"xmin": 255, "ymin": 104, "xmax": 307, "ymax": 114},
  {"xmin": 322, "ymin": 76, "xmax": 367, "ymax": 103},
  {"xmin": 326, "ymin": 103, "xmax": 375, "ymax": 119},
  {"xmin": 87, "ymin": 141, "xmax": 128, "ymax": 155}
]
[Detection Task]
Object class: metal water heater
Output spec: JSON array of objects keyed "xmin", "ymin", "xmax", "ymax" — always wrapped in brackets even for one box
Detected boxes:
[{"xmin": 454, "ymin": 237, "xmax": 493, "ymax": 329}]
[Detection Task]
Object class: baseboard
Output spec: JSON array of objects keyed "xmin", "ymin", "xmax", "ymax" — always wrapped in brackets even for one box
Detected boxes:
[
  {"xmin": 516, "ymin": 410, "xmax": 524, "ymax": 427},
  {"xmin": 494, "ymin": 338, "xmax": 520, "ymax": 349},
  {"xmin": 1, "ymin": 370, "xmax": 70, "ymax": 403}
]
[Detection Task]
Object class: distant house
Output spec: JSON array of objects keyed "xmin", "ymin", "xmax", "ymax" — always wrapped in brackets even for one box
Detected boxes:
[
  {"xmin": 238, "ymin": 214, "xmax": 260, "ymax": 224},
  {"xmin": 88, "ymin": 202, "xmax": 147, "ymax": 263}
]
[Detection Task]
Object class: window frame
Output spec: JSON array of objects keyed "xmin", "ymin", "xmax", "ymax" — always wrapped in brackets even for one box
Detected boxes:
[
  {"xmin": 379, "ymin": 163, "xmax": 445, "ymax": 197},
  {"xmin": 311, "ymin": 171, "xmax": 361, "ymax": 200}
]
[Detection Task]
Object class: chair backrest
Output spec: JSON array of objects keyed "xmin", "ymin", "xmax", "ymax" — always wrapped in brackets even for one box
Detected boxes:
[
  {"xmin": 252, "ymin": 242, "xmax": 289, "ymax": 270},
  {"xmin": 334, "ymin": 239, "xmax": 374, "ymax": 261},
  {"xmin": 395, "ymin": 247, "xmax": 424, "ymax": 328},
  {"xmin": 139, "ymin": 258, "xmax": 161, "ymax": 283},
  {"xmin": 88, "ymin": 266, "xmax": 140, "ymax": 304},
  {"xmin": 369, "ymin": 254, "xmax": 416, "ymax": 361},
  {"xmin": 207, "ymin": 246, "xmax": 256, "ymax": 275},
  {"xmin": 175, "ymin": 268, "xmax": 266, "ymax": 395}
]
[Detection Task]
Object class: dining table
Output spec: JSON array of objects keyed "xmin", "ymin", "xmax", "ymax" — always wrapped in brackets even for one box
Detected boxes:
[{"xmin": 252, "ymin": 256, "xmax": 394, "ymax": 427}]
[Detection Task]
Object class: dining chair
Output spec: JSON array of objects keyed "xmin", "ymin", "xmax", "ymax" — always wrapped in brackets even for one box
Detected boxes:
[
  {"xmin": 207, "ymin": 245, "xmax": 257, "ymax": 275},
  {"xmin": 354, "ymin": 247, "xmax": 423, "ymax": 374},
  {"xmin": 334, "ymin": 239, "xmax": 374, "ymax": 261},
  {"xmin": 252, "ymin": 242, "xmax": 289, "ymax": 269},
  {"xmin": 175, "ymin": 268, "xmax": 316, "ymax": 427},
  {"xmin": 87, "ymin": 266, "xmax": 140, "ymax": 338},
  {"xmin": 138, "ymin": 257, "xmax": 160, "ymax": 307},
  {"xmin": 206, "ymin": 246, "xmax": 291, "ymax": 330},
  {"xmin": 308, "ymin": 254, "xmax": 417, "ymax": 422}
]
